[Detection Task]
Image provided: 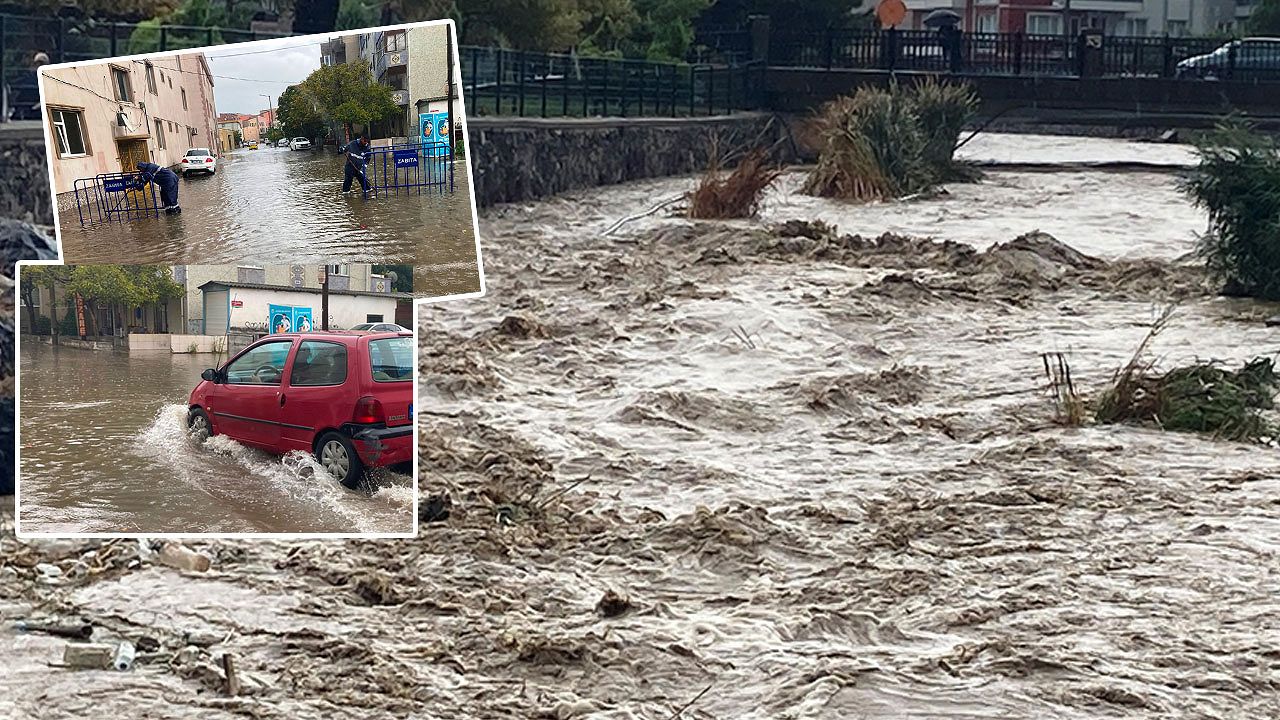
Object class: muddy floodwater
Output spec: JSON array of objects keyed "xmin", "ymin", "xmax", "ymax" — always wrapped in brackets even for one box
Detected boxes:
[
  {"xmin": 55, "ymin": 146, "xmax": 482, "ymax": 299},
  {"xmin": 16, "ymin": 342, "xmax": 412, "ymax": 534},
  {"xmin": 4, "ymin": 133, "xmax": 1280, "ymax": 719}
]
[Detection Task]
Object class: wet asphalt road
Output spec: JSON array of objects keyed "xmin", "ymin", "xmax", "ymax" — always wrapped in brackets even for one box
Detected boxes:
[{"xmin": 56, "ymin": 145, "xmax": 482, "ymax": 299}]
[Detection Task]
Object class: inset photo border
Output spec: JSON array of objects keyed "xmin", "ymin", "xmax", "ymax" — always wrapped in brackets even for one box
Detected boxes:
[
  {"xmin": 36, "ymin": 19, "xmax": 485, "ymax": 304},
  {"xmin": 14, "ymin": 259, "xmax": 419, "ymax": 539}
]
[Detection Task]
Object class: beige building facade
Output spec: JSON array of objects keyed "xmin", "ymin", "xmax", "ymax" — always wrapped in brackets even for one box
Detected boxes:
[{"xmin": 42, "ymin": 53, "xmax": 218, "ymax": 195}]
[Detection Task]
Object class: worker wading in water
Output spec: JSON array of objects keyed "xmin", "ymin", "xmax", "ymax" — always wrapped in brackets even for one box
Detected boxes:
[
  {"xmin": 342, "ymin": 134, "xmax": 372, "ymax": 197},
  {"xmin": 134, "ymin": 161, "xmax": 182, "ymax": 215}
]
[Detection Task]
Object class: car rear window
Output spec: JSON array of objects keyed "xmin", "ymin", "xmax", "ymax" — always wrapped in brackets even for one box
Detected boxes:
[
  {"xmin": 368, "ymin": 337, "xmax": 411, "ymax": 382},
  {"xmin": 290, "ymin": 341, "xmax": 348, "ymax": 386},
  {"xmin": 185, "ymin": 149, "xmax": 210, "ymax": 156}
]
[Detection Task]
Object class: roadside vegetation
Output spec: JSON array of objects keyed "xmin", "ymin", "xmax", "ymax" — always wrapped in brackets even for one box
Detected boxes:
[
  {"xmin": 1182, "ymin": 122, "xmax": 1280, "ymax": 300},
  {"xmin": 803, "ymin": 79, "xmax": 979, "ymax": 202},
  {"xmin": 687, "ymin": 149, "xmax": 781, "ymax": 219}
]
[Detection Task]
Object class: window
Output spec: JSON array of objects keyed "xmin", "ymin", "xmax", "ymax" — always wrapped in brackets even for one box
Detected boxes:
[
  {"xmin": 368, "ymin": 337, "xmax": 412, "ymax": 382},
  {"xmin": 385, "ymin": 32, "xmax": 406, "ymax": 53},
  {"xmin": 181, "ymin": 88, "xmax": 187, "ymax": 110},
  {"xmin": 145, "ymin": 63, "xmax": 157, "ymax": 94},
  {"xmin": 1027, "ymin": 13, "xmax": 1063, "ymax": 36},
  {"xmin": 290, "ymin": 341, "xmax": 348, "ymax": 386},
  {"xmin": 111, "ymin": 67, "xmax": 132, "ymax": 101},
  {"xmin": 366, "ymin": 314, "xmax": 384, "ymax": 323},
  {"xmin": 154, "ymin": 119, "xmax": 166, "ymax": 149},
  {"xmin": 976, "ymin": 13, "xmax": 996, "ymax": 33},
  {"xmin": 1167, "ymin": 20, "xmax": 1188, "ymax": 37},
  {"xmin": 326, "ymin": 264, "xmax": 350, "ymax": 276},
  {"xmin": 225, "ymin": 341, "xmax": 293, "ymax": 385},
  {"xmin": 51, "ymin": 108, "xmax": 87, "ymax": 157}
]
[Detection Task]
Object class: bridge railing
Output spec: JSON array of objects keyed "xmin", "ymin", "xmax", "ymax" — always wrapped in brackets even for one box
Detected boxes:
[
  {"xmin": 764, "ymin": 27, "xmax": 1280, "ymax": 82},
  {"xmin": 460, "ymin": 46, "xmax": 765, "ymax": 118}
]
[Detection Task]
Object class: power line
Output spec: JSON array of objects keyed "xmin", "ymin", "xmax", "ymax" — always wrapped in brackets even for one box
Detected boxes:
[{"xmin": 204, "ymin": 40, "xmax": 328, "ymax": 59}]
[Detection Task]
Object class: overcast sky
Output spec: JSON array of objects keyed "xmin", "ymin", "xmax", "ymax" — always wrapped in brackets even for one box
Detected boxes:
[{"xmin": 205, "ymin": 37, "xmax": 325, "ymax": 116}]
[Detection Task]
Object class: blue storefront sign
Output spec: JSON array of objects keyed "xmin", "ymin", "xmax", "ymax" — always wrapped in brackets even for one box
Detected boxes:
[
  {"xmin": 269, "ymin": 304, "xmax": 313, "ymax": 334},
  {"xmin": 103, "ymin": 178, "xmax": 129, "ymax": 193},
  {"xmin": 393, "ymin": 149, "xmax": 419, "ymax": 167}
]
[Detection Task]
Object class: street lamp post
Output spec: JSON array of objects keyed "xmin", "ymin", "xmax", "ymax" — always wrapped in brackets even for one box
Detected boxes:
[{"xmin": 260, "ymin": 93, "xmax": 274, "ymax": 139}]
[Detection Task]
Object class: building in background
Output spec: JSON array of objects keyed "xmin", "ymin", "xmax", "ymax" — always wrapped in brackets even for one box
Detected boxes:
[
  {"xmin": 906, "ymin": 0, "xmax": 1252, "ymax": 34},
  {"xmin": 327, "ymin": 24, "xmax": 460, "ymax": 145},
  {"xmin": 216, "ymin": 112, "xmax": 243, "ymax": 141},
  {"xmin": 42, "ymin": 53, "xmax": 218, "ymax": 195},
  {"xmin": 239, "ymin": 113, "xmax": 261, "ymax": 142}
]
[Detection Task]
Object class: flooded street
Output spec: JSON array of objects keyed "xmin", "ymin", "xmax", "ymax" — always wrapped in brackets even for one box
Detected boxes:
[
  {"xmin": 16, "ymin": 342, "xmax": 412, "ymax": 534},
  {"xmin": 56, "ymin": 146, "xmax": 482, "ymax": 298},
  {"xmin": 4, "ymin": 133, "xmax": 1280, "ymax": 719}
]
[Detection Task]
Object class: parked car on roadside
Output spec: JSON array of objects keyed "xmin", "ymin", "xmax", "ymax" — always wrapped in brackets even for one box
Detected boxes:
[
  {"xmin": 277, "ymin": 138, "xmax": 289, "ymax": 148},
  {"xmin": 290, "ymin": 137, "xmax": 312, "ymax": 151},
  {"xmin": 179, "ymin": 148, "xmax": 216, "ymax": 177},
  {"xmin": 186, "ymin": 331, "xmax": 413, "ymax": 488},
  {"xmin": 1177, "ymin": 37, "xmax": 1280, "ymax": 80},
  {"xmin": 349, "ymin": 322, "xmax": 410, "ymax": 333}
]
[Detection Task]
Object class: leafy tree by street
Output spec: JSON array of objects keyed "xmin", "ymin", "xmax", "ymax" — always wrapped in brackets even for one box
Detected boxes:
[
  {"xmin": 63, "ymin": 266, "xmax": 183, "ymax": 337},
  {"xmin": 373, "ymin": 264, "xmax": 414, "ymax": 292},
  {"xmin": 18, "ymin": 266, "xmax": 71, "ymax": 338},
  {"xmin": 264, "ymin": 126, "xmax": 286, "ymax": 144},
  {"xmin": 1249, "ymin": 0, "xmax": 1280, "ymax": 35},
  {"xmin": 276, "ymin": 85, "xmax": 329, "ymax": 143},
  {"xmin": 127, "ymin": 0, "xmax": 256, "ymax": 54},
  {"xmin": 298, "ymin": 62, "xmax": 399, "ymax": 140}
]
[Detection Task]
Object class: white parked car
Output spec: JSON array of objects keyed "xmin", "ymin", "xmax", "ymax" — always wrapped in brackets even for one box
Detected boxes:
[
  {"xmin": 277, "ymin": 138, "xmax": 289, "ymax": 148},
  {"xmin": 289, "ymin": 137, "xmax": 312, "ymax": 150},
  {"xmin": 179, "ymin": 148, "xmax": 216, "ymax": 176},
  {"xmin": 349, "ymin": 322, "xmax": 410, "ymax": 333}
]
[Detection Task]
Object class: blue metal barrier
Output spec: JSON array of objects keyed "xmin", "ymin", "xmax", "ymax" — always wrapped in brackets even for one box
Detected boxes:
[
  {"xmin": 363, "ymin": 141, "xmax": 455, "ymax": 198},
  {"xmin": 71, "ymin": 172, "xmax": 161, "ymax": 224}
]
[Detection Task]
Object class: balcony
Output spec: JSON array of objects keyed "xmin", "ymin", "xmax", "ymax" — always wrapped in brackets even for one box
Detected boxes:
[
  {"xmin": 377, "ymin": 48, "xmax": 408, "ymax": 79},
  {"xmin": 391, "ymin": 89, "xmax": 409, "ymax": 105}
]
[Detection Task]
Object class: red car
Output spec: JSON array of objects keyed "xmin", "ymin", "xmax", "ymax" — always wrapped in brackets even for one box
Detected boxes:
[{"xmin": 186, "ymin": 331, "xmax": 413, "ymax": 488}]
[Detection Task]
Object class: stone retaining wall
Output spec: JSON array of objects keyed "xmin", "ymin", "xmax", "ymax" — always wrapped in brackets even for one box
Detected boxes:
[
  {"xmin": 0, "ymin": 123, "xmax": 52, "ymax": 226},
  {"xmin": 466, "ymin": 113, "xmax": 792, "ymax": 207}
]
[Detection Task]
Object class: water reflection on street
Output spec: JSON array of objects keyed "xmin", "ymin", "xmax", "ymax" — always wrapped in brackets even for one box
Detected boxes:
[
  {"xmin": 18, "ymin": 342, "xmax": 412, "ymax": 534},
  {"xmin": 56, "ymin": 146, "xmax": 482, "ymax": 298}
]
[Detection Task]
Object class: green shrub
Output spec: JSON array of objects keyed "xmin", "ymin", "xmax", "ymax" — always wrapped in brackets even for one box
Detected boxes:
[
  {"xmin": 34, "ymin": 316, "xmax": 52, "ymax": 335},
  {"xmin": 804, "ymin": 79, "xmax": 978, "ymax": 201},
  {"xmin": 59, "ymin": 307, "xmax": 78, "ymax": 337},
  {"xmin": 1182, "ymin": 121, "xmax": 1280, "ymax": 299}
]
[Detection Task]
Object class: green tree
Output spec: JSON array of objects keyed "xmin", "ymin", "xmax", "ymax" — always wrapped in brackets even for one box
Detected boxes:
[
  {"xmin": 299, "ymin": 62, "xmax": 398, "ymax": 139},
  {"xmin": 277, "ymin": 85, "xmax": 328, "ymax": 142},
  {"xmin": 264, "ymin": 126, "xmax": 286, "ymax": 144},
  {"xmin": 19, "ymin": 265, "xmax": 71, "ymax": 337},
  {"xmin": 1182, "ymin": 122, "xmax": 1280, "ymax": 300},
  {"xmin": 337, "ymin": 0, "xmax": 382, "ymax": 29},
  {"xmin": 65, "ymin": 265, "xmax": 183, "ymax": 336},
  {"xmin": 373, "ymin": 264, "xmax": 414, "ymax": 292},
  {"xmin": 630, "ymin": 0, "xmax": 711, "ymax": 60},
  {"xmin": 127, "ymin": 0, "xmax": 257, "ymax": 53},
  {"xmin": 1249, "ymin": 0, "xmax": 1280, "ymax": 34},
  {"xmin": 233, "ymin": 130, "xmax": 243, "ymax": 146}
]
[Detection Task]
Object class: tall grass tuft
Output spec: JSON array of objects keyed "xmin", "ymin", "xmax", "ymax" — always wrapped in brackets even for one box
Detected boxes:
[
  {"xmin": 688, "ymin": 149, "xmax": 783, "ymax": 219},
  {"xmin": 1182, "ymin": 121, "xmax": 1280, "ymax": 300},
  {"xmin": 803, "ymin": 79, "xmax": 978, "ymax": 201}
]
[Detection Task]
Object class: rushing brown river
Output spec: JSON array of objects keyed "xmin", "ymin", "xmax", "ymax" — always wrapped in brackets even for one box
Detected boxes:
[
  {"xmin": 4, "ymin": 134, "xmax": 1280, "ymax": 719},
  {"xmin": 16, "ymin": 342, "xmax": 412, "ymax": 534},
  {"xmin": 55, "ymin": 145, "xmax": 482, "ymax": 299}
]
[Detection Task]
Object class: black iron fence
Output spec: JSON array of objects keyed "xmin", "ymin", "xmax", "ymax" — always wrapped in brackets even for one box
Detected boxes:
[
  {"xmin": 767, "ymin": 28, "xmax": 1277, "ymax": 81},
  {"xmin": 2, "ymin": 14, "xmax": 289, "ymax": 120},
  {"xmin": 461, "ymin": 46, "xmax": 765, "ymax": 118}
]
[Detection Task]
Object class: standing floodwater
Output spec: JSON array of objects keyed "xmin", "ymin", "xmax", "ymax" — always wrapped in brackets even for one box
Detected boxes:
[
  {"xmin": 18, "ymin": 343, "xmax": 411, "ymax": 534},
  {"xmin": 57, "ymin": 147, "xmax": 481, "ymax": 298}
]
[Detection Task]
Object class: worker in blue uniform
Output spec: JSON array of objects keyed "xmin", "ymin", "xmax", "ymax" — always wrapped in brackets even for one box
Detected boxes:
[
  {"xmin": 133, "ymin": 161, "xmax": 182, "ymax": 215},
  {"xmin": 342, "ymin": 134, "xmax": 371, "ymax": 197}
]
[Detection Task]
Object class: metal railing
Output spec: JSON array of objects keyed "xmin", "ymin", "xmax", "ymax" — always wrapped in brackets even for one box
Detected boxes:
[
  {"xmin": 71, "ymin": 172, "xmax": 162, "ymax": 224},
  {"xmin": 2, "ymin": 13, "xmax": 290, "ymax": 120},
  {"xmin": 766, "ymin": 28, "xmax": 1279, "ymax": 81},
  {"xmin": 460, "ymin": 46, "xmax": 765, "ymax": 118},
  {"xmin": 364, "ymin": 140, "xmax": 455, "ymax": 197}
]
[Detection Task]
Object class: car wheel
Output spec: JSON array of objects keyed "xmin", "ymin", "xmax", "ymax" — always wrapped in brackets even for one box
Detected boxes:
[
  {"xmin": 316, "ymin": 431, "xmax": 365, "ymax": 489},
  {"xmin": 187, "ymin": 408, "xmax": 214, "ymax": 442}
]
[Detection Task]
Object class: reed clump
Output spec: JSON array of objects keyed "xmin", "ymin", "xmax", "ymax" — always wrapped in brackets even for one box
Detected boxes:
[
  {"xmin": 803, "ymin": 79, "xmax": 978, "ymax": 202},
  {"xmin": 687, "ymin": 149, "xmax": 783, "ymax": 219}
]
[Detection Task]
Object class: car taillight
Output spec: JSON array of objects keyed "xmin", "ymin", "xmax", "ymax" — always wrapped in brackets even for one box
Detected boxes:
[{"xmin": 352, "ymin": 396, "xmax": 384, "ymax": 424}]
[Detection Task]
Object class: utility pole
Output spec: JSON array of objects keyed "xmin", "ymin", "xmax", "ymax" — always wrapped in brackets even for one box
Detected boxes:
[
  {"xmin": 260, "ymin": 93, "xmax": 274, "ymax": 138},
  {"xmin": 322, "ymin": 265, "xmax": 329, "ymax": 331}
]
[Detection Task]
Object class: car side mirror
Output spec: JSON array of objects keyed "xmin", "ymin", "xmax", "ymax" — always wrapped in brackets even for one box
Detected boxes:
[{"xmin": 201, "ymin": 368, "xmax": 218, "ymax": 383}]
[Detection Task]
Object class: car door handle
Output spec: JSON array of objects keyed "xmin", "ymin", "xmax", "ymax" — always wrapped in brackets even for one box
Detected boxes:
[{"xmin": 279, "ymin": 393, "xmax": 286, "ymax": 407}]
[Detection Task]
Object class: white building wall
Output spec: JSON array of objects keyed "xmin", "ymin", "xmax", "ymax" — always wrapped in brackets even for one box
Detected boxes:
[{"xmin": 220, "ymin": 287, "xmax": 399, "ymax": 332}]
